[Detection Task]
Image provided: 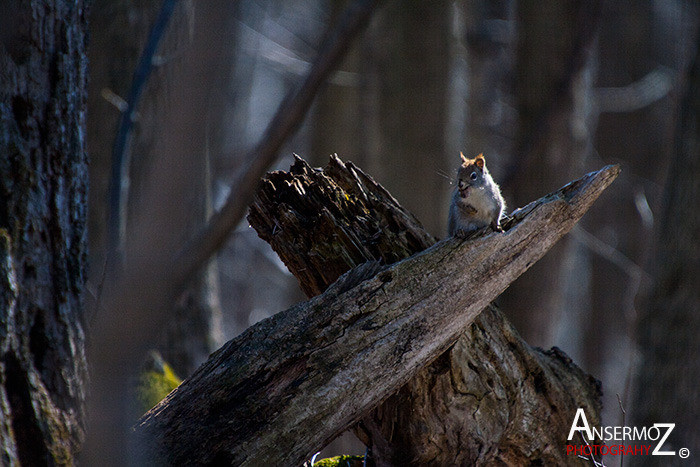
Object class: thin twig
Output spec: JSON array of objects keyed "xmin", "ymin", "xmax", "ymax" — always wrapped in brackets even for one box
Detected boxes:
[
  {"xmin": 580, "ymin": 432, "xmax": 606, "ymax": 467},
  {"xmin": 171, "ymin": 0, "xmax": 381, "ymax": 288},
  {"xmin": 107, "ymin": 0, "xmax": 178, "ymax": 268},
  {"xmin": 616, "ymin": 394, "xmax": 626, "ymax": 467}
]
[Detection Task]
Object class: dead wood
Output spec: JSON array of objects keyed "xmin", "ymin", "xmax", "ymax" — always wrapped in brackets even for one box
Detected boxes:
[
  {"xmin": 132, "ymin": 156, "xmax": 618, "ymax": 465},
  {"xmin": 248, "ymin": 155, "xmax": 612, "ymax": 465}
]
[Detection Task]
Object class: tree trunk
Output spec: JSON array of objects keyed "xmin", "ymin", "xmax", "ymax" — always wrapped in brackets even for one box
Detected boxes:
[
  {"xmin": 632, "ymin": 31, "xmax": 700, "ymax": 462},
  {"xmin": 138, "ymin": 0, "xmax": 227, "ymax": 379},
  {"xmin": 0, "ymin": 0, "xmax": 89, "ymax": 463},
  {"xmin": 133, "ymin": 156, "xmax": 617, "ymax": 465},
  {"xmin": 83, "ymin": 2, "xmax": 229, "ymax": 462},
  {"xmin": 500, "ymin": 0, "xmax": 599, "ymax": 346},
  {"xmin": 460, "ymin": 0, "xmax": 515, "ymax": 164},
  {"xmin": 359, "ymin": 0, "xmax": 452, "ymax": 236},
  {"xmin": 86, "ymin": 0, "xmax": 158, "ymax": 284},
  {"xmin": 580, "ymin": 1, "xmax": 684, "ymax": 425}
]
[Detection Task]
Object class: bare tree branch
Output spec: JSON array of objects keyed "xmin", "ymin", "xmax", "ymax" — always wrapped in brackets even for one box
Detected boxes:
[
  {"xmin": 107, "ymin": 0, "xmax": 178, "ymax": 268},
  {"xmin": 594, "ymin": 66, "xmax": 674, "ymax": 113}
]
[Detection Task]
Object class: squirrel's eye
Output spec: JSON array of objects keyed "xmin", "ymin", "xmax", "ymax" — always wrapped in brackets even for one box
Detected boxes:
[{"xmin": 470, "ymin": 172, "xmax": 477, "ymax": 180}]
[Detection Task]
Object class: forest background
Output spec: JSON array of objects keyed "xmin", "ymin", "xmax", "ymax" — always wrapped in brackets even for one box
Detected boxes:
[{"xmin": 1, "ymin": 0, "xmax": 698, "ymax": 464}]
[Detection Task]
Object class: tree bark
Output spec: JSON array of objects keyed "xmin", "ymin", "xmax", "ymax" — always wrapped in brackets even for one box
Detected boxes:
[
  {"xmin": 133, "ymin": 156, "xmax": 617, "ymax": 465},
  {"xmin": 0, "ymin": 0, "xmax": 89, "ymax": 463},
  {"xmin": 632, "ymin": 30, "xmax": 700, "ymax": 462}
]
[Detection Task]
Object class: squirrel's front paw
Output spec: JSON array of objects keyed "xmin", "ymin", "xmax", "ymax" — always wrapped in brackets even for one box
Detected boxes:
[{"xmin": 454, "ymin": 228, "xmax": 470, "ymax": 239}]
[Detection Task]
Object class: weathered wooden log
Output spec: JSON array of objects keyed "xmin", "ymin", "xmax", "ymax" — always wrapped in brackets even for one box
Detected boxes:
[
  {"xmin": 133, "ymin": 157, "xmax": 618, "ymax": 465},
  {"xmin": 248, "ymin": 155, "xmax": 610, "ymax": 465}
]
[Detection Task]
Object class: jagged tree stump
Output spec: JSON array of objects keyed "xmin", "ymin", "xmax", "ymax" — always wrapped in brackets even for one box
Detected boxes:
[{"xmin": 248, "ymin": 155, "xmax": 606, "ymax": 465}]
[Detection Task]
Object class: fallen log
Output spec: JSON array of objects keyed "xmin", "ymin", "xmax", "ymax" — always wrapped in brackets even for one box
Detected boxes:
[{"xmin": 133, "ymin": 156, "xmax": 618, "ymax": 465}]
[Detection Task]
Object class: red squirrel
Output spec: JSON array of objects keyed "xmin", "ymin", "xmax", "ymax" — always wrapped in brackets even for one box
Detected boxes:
[{"xmin": 447, "ymin": 152, "xmax": 506, "ymax": 237}]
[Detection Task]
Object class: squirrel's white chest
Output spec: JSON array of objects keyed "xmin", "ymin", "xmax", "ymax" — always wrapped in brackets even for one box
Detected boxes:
[{"xmin": 462, "ymin": 185, "xmax": 499, "ymax": 218}]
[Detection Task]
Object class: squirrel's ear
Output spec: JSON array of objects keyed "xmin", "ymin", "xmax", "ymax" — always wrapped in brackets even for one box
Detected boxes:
[
  {"xmin": 460, "ymin": 152, "xmax": 469, "ymax": 164},
  {"xmin": 475, "ymin": 153, "xmax": 485, "ymax": 168}
]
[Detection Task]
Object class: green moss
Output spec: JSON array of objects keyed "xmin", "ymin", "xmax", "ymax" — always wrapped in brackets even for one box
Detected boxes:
[
  {"xmin": 313, "ymin": 455, "xmax": 365, "ymax": 467},
  {"xmin": 136, "ymin": 351, "xmax": 182, "ymax": 413}
]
